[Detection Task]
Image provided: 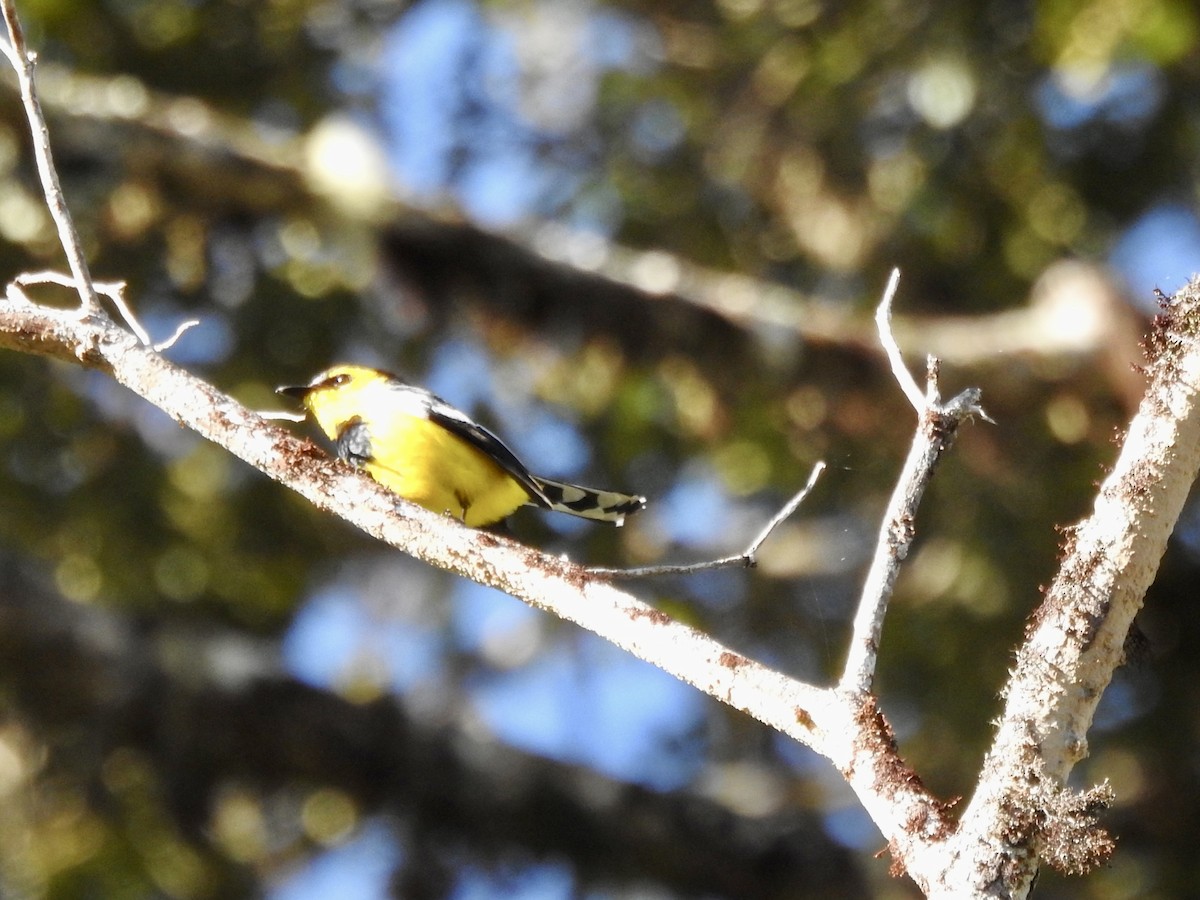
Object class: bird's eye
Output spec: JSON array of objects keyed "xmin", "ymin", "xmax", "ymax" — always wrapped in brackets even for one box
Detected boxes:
[{"xmin": 326, "ymin": 373, "xmax": 351, "ymax": 388}]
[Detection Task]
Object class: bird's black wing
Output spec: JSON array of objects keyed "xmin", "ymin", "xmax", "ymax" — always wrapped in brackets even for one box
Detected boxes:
[{"xmin": 416, "ymin": 390, "xmax": 553, "ymax": 509}]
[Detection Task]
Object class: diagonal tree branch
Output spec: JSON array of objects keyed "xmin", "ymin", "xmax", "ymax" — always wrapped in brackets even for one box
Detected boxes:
[
  {"xmin": 935, "ymin": 283, "xmax": 1200, "ymax": 896},
  {"xmin": 0, "ymin": 287, "xmax": 952, "ymax": 885}
]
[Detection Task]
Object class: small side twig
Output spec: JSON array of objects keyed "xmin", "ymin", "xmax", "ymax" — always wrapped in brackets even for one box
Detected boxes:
[
  {"xmin": 99, "ymin": 281, "xmax": 151, "ymax": 346},
  {"xmin": 258, "ymin": 409, "xmax": 308, "ymax": 423},
  {"xmin": 877, "ymin": 267, "xmax": 926, "ymax": 412},
  {"xmin": 839, "ymin": 270, "xmax": 986, "ymax": 695},
  {"xmin": 12, "ymin": 271, "xmax": 196, "ymax": 351},
  {"xmin": 152, "ymin": 318, "xmax": 199, "ymax": 352},
  {"xmin": 0, "ymin": 1, "xmax": 101, "ymax": 318},
  {"xmin": 591, "ymin": 461, "xmax": 825, "ymax": 578}
]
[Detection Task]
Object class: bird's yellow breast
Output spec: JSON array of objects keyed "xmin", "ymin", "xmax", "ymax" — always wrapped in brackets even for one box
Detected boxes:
[{"xmin": 359, "ymin": 411, "xmax": 531, "ymax": 527}]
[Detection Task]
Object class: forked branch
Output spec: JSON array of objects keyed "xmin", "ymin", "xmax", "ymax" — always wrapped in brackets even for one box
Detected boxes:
[{"xmin": 841, "ymin": 270, "xmax": 987, "ymax": 694}]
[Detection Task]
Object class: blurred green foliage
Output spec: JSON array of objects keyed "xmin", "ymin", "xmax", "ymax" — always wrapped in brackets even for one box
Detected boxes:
[{"xmin": 0, "ymin": 0, "xmax": 1195, "ymax": 897}]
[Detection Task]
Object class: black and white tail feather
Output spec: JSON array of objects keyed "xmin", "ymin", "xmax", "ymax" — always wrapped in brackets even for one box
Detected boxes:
[{"xmin": 531, "ymin": 477, "xmax": 645, "ymax": 526}]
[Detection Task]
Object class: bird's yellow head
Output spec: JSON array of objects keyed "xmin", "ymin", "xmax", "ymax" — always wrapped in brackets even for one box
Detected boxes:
[{"xmin": 276, "ymin": 364, "xmax": 390, "ymax": 439}]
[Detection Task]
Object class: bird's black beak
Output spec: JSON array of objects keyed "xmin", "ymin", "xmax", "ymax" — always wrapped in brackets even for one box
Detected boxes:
[{"xmin": 276, "ymin": 384, "xmax": 311, "ymax": 400}]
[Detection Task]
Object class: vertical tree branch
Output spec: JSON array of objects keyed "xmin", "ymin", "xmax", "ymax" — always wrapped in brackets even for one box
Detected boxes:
[{"xmin": 0, "ymin": 0, "xmax": 102, "ymax": 318}]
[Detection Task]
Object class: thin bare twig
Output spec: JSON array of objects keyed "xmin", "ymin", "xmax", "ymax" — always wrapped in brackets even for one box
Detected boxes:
[
  {"xmin": 99, "ymin": 282, "xmax": 150, "ymax": 345},
  {"xmin": 258, "ymin": 409, "xmax": 308, "ymax": 423},
  {"xmin": 591, "ymin": 461, "xmax": 825, "ymax": 578},
  {"xmin": 876, "ymin": 268, "xmax": 926, "ymax": 412},
  {"xmin": 839, "ymin": 273, "xmax": 986, "ymax": 695},
  {"xmin": 0, "ymin": 1, "xmax": 102, "ymax": 318},
  {"xmin": 152, "ymin": 319, "xmax": 199, "ymax": 352}
]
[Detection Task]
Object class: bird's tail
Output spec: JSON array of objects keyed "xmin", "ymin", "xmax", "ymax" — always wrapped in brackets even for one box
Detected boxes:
[{"xmin": 531, "ymin": 477, "xmax": 646, "ymax": 526}]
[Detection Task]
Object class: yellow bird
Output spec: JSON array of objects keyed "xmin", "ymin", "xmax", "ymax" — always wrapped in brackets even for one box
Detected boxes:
[{"xmin": 277, "ymin": 364, "xmax": 646, "ymax": 528}]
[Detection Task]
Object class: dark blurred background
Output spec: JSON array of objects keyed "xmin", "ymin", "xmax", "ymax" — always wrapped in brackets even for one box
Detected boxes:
[{"xmin": 0, "ymin": 0, "xmax": 1196, "ymax": 897}]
